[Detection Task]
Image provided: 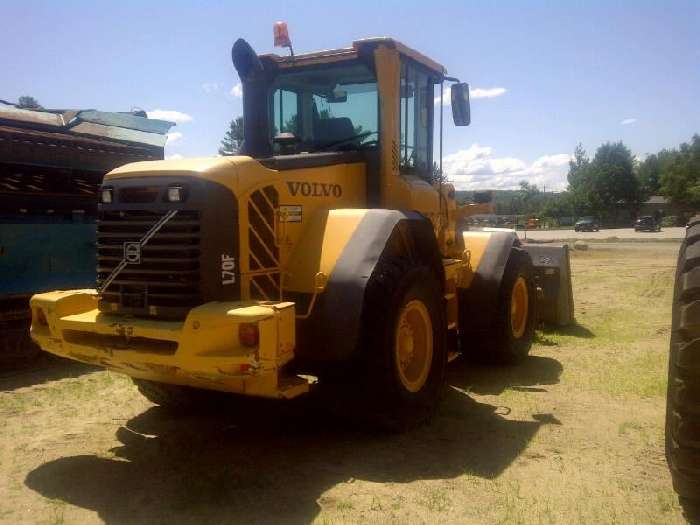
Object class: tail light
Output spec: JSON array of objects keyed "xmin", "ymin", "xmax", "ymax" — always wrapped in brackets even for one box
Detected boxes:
[{"xmin": 238, "ymin": 323, "xmax": 259, "ymax": 347}]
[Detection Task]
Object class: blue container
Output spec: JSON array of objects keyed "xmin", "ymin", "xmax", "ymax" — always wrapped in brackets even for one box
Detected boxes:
[{"xmin": 0, "ymin": 221, "xmax": 96, "ymax": 297}]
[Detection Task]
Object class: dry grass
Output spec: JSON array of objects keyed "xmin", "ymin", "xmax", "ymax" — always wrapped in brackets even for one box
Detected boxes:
[{"xmin": 0, "ymin": 241, "xmax": 685, "ymax": 524}]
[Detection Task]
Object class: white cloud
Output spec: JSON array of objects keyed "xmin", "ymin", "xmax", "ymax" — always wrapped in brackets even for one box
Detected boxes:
[
  {"xmin": 201, "ymin": 82, "xmax": 220, "ymax": 94},
  {"xmin": 621, "ymin": 118, "xmax": 637, "ymax": 125},
  {"xmin": 435, "ymin": 86, "xmax": 507, "ymax": 105},
  {"xmin": 471, "ymin": 87, "xmax": 507, "ymax": 99},
  {"xmin": 442, "ymin": 144, "xmax": 572, "ymax": 191},
  {"xmin": 166, "ymin": 153, "xmax": 184, "ymax": 160},
  {"xmin": 230, "ymin": 83, "xmax": 243, "ymax": 98},
  {"xmin": 166, "ymin": 132, "xmax": 183, "ymax": 144},
  {"xmin": 147, "ymin": 110, "xmax": 192, "ymax": 124}
]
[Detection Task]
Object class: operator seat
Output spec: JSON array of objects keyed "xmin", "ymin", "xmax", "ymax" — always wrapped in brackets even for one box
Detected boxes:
[{"xmin": 315, "ymin": 117, "xmax": 355, "ymax": 146}]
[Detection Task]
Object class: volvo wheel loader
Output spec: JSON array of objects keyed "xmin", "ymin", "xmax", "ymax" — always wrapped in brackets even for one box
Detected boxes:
[{"xmin": 30, "ymin": 27, "xmax": 573, "ymax": 429}]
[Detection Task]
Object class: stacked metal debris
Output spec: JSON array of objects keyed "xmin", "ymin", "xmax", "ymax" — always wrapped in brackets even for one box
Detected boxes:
[{"xmin": 0, "ymin": 101, "xmax": 174, "ymax": 358}]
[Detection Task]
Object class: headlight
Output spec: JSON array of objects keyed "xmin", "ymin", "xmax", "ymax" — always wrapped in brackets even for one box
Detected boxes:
[
  {"xmin": 101, "ymin": 187, "xmax": 113, "ymax": 204},
  {"xmin": 167, "ymin": 186, "xmax": 184, "ymax": 202}
]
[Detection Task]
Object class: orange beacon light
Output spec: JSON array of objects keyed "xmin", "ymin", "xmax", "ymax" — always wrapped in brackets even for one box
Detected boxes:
[{"xmin": 273, "ymin": 21, "xmax": 294, "ymax": 56}]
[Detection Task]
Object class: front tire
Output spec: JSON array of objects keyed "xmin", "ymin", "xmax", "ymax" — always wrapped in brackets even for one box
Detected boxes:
[
  {"xmin": 357, "ymin": 258, "xmax": 447, "ymax": 431},
  {"xmin": 464, "ymin": 248, "xmax": 537, "ymax": 365},
  {"xmin": 493, "ymin": 249, "xmax": 537, "ymax": 363},
  {"xmin": 666, "ymin": 218, "xmax": 700, "ymax": 520}
]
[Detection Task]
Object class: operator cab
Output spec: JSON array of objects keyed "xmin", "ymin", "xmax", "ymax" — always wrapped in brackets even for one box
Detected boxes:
[{"xmin": 232, "ymin": 34, "xmax": 470, "ymax": 184}]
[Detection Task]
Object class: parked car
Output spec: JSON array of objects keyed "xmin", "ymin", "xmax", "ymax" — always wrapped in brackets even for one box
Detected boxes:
[
  {"xmin": 634, "ymin": 216, "xmax": 661, "ymax": 232},
  {"xmin": 574, "ymin": 217, "xmax": 600, "ymax": 232}
]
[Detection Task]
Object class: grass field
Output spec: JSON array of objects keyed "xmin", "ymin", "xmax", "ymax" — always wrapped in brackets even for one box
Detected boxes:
[{"xmin": 0, "ymin": 241, "xmax": 685, "ymax": 524}]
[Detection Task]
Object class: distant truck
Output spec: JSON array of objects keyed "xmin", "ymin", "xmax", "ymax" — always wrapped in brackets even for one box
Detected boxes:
[{"xmin": 0, "ymin": 102, "xmax": 173, "ymax": 357}]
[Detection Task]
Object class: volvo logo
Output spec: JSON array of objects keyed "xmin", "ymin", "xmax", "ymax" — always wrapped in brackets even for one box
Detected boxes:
[
  {"xmin": 287, "ymin": 181, "xmax": 342, "ymax": 198},
  {"xmin": 124, "ymin": 242, "xmax": 141, "ymax": 264}
]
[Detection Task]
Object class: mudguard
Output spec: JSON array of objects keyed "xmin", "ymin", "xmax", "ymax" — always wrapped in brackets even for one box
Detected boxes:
[{"xmin": 294, "ymin": 209, "xmax": 442, "ymax": 364}]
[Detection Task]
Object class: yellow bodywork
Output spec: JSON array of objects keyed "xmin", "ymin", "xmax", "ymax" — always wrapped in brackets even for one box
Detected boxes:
[
  {"xmin": 108, "ymin": 156, "xmax": 367, "ymax": 297},
  {"xmin": 30, "ymin": 290, "xmax": 306, "ymax": 398}
]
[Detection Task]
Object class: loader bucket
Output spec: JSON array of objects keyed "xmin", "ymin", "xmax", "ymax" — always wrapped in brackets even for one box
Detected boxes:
[{"xmin": 522, "ymin": 244, "xmax": 574, "ymax": 326}]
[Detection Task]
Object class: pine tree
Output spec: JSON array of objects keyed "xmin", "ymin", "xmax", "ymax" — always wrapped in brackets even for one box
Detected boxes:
[{"xmin": 219, "ymin": 116, "xmax": 244, "ymax": 155}]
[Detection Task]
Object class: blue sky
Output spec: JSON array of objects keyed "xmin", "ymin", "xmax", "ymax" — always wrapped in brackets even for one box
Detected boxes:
[{"xmin": 3, "ymin": 0, "xmax": 699, "ymax": 190}]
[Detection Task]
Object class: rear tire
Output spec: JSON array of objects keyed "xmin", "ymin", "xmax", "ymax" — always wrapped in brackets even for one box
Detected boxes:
[
  {"xmin": 355, "ymin": 257, "xmax": 447, "ymax": 431},
  {"xmin": 666, "ymin": 217, "xmax": 700, "ymax": 520}
]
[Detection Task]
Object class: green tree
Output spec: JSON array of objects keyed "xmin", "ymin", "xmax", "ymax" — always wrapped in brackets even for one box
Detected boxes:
[
  {"xmin": 518, "ymin": 180, "xmax": 540, "ymax": 214},
  {"xmin": 660, "ymin": 135, "xmax": 700, "ymax": 209},
  {"xmin": 566, "ymin": 141, "xmax": 639, "ymax": 219},
  {"xmin": 637, "ymin": 154, "xmax": 662, "ymax": 198},
  {"xmin": 567, "ymin": 143, "xmax": 589, "ymax": 190},
  {"xmin": 540, "ymin": 193, "xmax": 575, "ymax": 219},
  {"xmin": 590, "ymin": 141, "xmax": 639, "ymax": 210},
  {"xmin": 17, "ymin": 95, "xmax": 41, "ymax": 109},
  {"xmin": 566, "ymin": 143, "xmax": 598, "ymax": 216},
  {"xmin": 219, "ymin": 116, "xmax": 244, "ymax": 156}
]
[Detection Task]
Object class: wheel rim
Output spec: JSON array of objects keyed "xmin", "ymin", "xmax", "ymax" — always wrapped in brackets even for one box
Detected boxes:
[
  {"xmin": 394, "ymin": 299, "xmax": 433, "ymax": 393},
  {"xmin": 510, "ymin": 276, "xmax": 529, "ymax": 339}
]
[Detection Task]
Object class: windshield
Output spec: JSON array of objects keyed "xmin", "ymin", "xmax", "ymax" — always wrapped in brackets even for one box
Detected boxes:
[{"xmin": 269, "ymin": 62, "xmax": 378, "ymax": 154}]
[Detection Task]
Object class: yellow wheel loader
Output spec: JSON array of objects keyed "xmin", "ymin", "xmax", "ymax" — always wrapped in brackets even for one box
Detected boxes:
[{"xmin": 30, "ymin": 29, "xmax": 573, "ymax": 429}]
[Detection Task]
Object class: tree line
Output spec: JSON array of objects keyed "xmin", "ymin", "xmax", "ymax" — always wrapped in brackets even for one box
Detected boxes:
[{"xmin": 457, "ymin": 134, "xmax": 700, "ymax": 225}]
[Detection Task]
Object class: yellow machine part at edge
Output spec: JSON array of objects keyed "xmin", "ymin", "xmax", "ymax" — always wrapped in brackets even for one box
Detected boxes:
[{"xmin": 30, "ymin": 290, "xmax": 307, "ymax": 399}]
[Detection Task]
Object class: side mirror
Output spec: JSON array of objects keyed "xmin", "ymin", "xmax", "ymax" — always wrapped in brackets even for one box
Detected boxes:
[{"xmin": 451, "ymin": 83, "xmax": 470, "ymax": 126}]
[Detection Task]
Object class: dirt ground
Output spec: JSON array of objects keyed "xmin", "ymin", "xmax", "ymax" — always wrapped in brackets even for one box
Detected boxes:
[
  {"xmin": 0, "ymin": 241, "xmax": 686, "ymax": 524},
  {"xmin": 519, "ymin": 226, "xmax": 685, "ymax": 242}
]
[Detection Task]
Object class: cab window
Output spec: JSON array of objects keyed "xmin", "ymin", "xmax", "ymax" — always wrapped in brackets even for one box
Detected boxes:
[
  {"xmin": 269, "ymin": 63, "xmax": 378, "ymax": 154},
  {"xmin": 271, "ymin": 89, "xmax": 299, "ymax": 136},
  {"xmin": 399, "ymin": 60, "xmax": 433, "ymax": 178}
]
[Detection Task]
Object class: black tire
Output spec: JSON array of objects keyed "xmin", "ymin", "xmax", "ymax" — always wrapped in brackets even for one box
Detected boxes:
[
  {"xmin": 494, "ymin": 248, "xmax": 537, "ymax": 363},
  {"xmin": 133, "ymin": 378, "xmax": 227, "ymax": 412},
  {"xmin": 355, "ymin": 257, "xmax": 447, "ymax": 431},
  {"xmin": 465, "ymin": 248, "xmax": 537, "ymax": 365},
  {"xmin": 666, "ymin": 217, "xmax": 700, "ymax": 521}
]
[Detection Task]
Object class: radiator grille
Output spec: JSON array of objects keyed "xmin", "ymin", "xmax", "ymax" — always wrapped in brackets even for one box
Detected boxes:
[
  {"xmin": 97, "ymin": 209, "xmax": 201, "ymax": 317},
  {"xmin": 248, "ymin": 186, "xmax": 280, "ymax": 300}
]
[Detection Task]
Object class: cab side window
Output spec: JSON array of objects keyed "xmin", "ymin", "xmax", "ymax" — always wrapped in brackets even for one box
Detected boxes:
[
  {"xmin": 399, "ymin": 61, "xmax": 433, "ymax": 179},
  {"xmin": 272, "ymin": 88, "xmax": 299, "ymax": 136}
]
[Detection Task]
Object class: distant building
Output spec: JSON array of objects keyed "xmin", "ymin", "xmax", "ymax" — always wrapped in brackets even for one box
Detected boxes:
[{"xmin": 639, "ymin": 195, "xmax": 688, "ymax": 223}]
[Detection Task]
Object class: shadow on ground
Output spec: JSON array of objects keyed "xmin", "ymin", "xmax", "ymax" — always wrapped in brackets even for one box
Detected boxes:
[
  {"xmin": 449, "ymin": 355, "xmax": 563, "ymax": 396},
  {"xmin": 24, "ymin": 355, "xmax": 563, "ymax": 525},
  {"xmin": 542, "ymin": 323, "xmax": 595, "ymax": 339},
  {"xmin": 0, "ymin": 353, "xmax": 99, "ymax": 392}
]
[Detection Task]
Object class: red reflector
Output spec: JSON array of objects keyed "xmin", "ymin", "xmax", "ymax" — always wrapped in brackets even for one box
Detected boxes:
[
  {"xmin": 240, "ymin": 364, "xmax": 251, "ymax": 372},
  {"xmin": 239, "ymin": 323, "xmax": 259, "ymax": 347}
]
